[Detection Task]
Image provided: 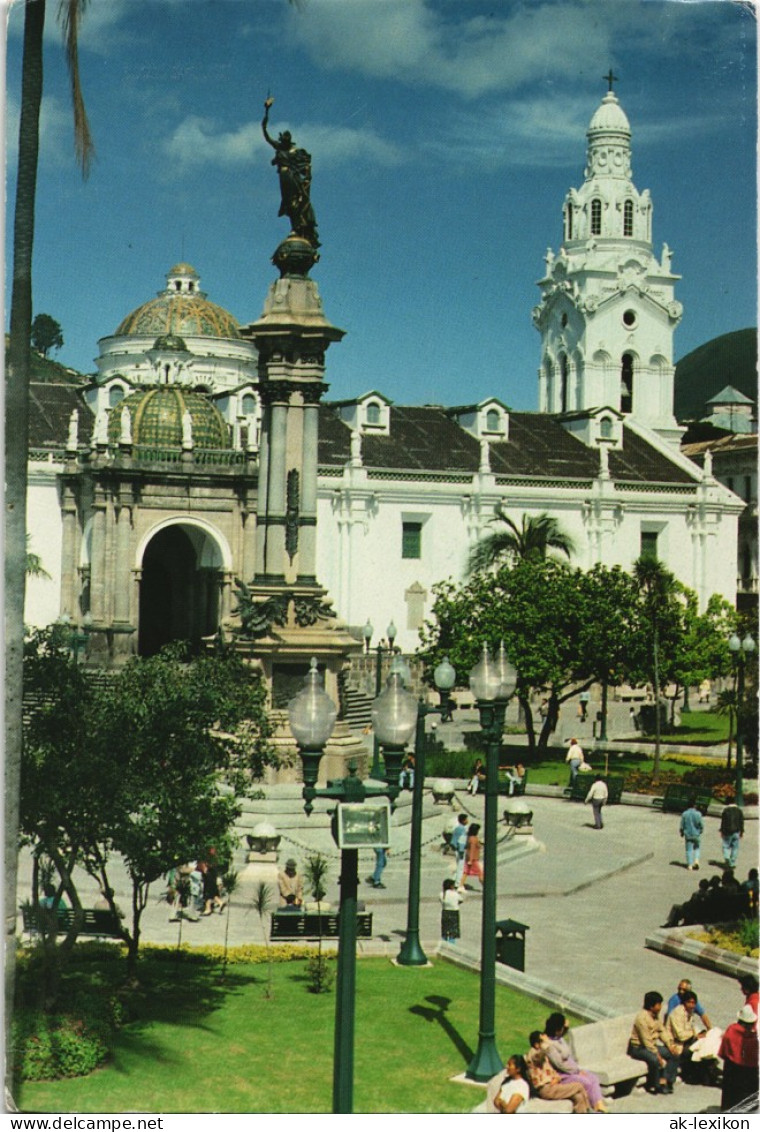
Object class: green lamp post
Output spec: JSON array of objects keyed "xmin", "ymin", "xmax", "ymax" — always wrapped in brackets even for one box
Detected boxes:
[
  {"xmin": 728, "ymin": 632, "xmax": 756, "ymax": 807},
  {"xmin": 466, "ymin": 641, "xmax": 517, "ymax": 1082},
  {"xmin": 396, "ymin": 656, "xmax": 457, "ymax": 967},
  {"xmin": 288, "ymin": 660, "xmax": 416, "ymax": 1113},
  {"xmin": 364, "ymin": 618, "xmax": 398, "ymax": 779}
]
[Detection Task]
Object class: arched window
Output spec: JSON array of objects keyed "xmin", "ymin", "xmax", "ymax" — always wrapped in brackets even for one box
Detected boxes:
[
  {"xmin": 566, "ymin": 204, "xmax": 573, "ymax": 241},
  {"xmin": 600, "ymin": 416, "xmax": 613, "ymax": 439},
  {"xmin": 241, "ymin": 394, "xmax": 255, "ymax": 415},
  {"xmin": 620, "ymin": 354, "xmax": 634, "ymax": 413},
  {"xmin": 366, "ymin": 401, "xmax": 381, "ymax": 425},
  {"xmin": 623, "ymin": 200, "xmax": 634, "ymax": 237},
  {"xmin": 108, "ymin": 386, "xmax": 125, "ymax": 408},
  {"xmin": 485, "ymin": 408, "xmax": 500, "ymax": 432},
  {"xmin": 560, "ymin": 354, "xmax": 569, "ymax": 413},
  {"xmin": 591, "ymin": 199, "xmax": 602, "ymax": 236}
]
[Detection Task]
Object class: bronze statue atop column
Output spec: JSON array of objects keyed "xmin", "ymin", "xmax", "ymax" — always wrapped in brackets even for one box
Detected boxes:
[{"xmin": 262, "ymin": 97, "xmax": 320, "ymax": 249}]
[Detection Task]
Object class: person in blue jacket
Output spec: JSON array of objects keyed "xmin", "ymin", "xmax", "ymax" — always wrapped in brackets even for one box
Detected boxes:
[{"xmin": 679, "ymin": 798, "xmax": 704, "ymax": 870}]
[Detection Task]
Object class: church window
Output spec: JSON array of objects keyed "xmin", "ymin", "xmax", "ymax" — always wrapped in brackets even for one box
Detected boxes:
[
  {"xmin": 402, "ymin": 521, "xmax": 422, "ymax": 560},
  {"xmin": 591, "ymin": 199, "xmax": 602, "ymax": 236},
  {"xmin": 623, "ymin": 310, "xmax": 636, "ymax": 328},
  {"xmin": 620, "ymin": 354, "xmax": 634, "ymax": 413},
  {"xmin": 640, "ymin": 531, "xmax": 658, "ymax": 560},
  {"xmin": 366, "ymin": 401, "xmax": 381, "ymax": 425},
  {"xmin": 242, "ymin": 394, "xmax": 255, "ymax": 415},
  {"xmin": 623, "ymin": 200, "xmax": 634, "ymax": 236},
  {"xmin": 560, "ymin": 354, "xmax": 569, "ymax": 413},
  {"xmin": 561, "ymin": 312, "xmax": 568, "ymax": 328},
  {"xmin": 485, "ymin": 408, "xmax": 500, "ymax": 432},
  {"xmin": 108, "ymin": 386, "xmax": 125, "ymax": 408},
  {"xmin": 599, "ymin": 416, "xmax": 613, "ymax": 440},
  {"xmin": 566, "ymin": 204, "xmax": 573, "ymax": 240}
]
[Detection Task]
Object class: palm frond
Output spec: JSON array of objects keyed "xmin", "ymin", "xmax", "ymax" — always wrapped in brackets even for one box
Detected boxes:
[{"xmin": 58, "ymin": 0, "xmax": 94, "ymax": 178}]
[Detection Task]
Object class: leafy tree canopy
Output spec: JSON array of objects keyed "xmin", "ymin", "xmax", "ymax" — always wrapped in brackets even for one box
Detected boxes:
[{"xmin": 30, "ymin": 313, "xmax": 63, "ymax": 358}]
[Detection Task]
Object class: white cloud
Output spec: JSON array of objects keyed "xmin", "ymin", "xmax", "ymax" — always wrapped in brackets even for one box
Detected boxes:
[{"xmin": 163, "ymin": 114, "xmax": 402, "ymax": 169}]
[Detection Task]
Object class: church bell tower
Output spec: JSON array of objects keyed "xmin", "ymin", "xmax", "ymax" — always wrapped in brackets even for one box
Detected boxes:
[{"xmin": 533, "ymin": 78, "xmax": 684, "ymax": 445}]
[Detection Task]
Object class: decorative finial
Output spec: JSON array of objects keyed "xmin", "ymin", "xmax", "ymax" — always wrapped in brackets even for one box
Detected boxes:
[{"xmin": 604, "ymin": 68, "xmax": 618, "ymax": 93}]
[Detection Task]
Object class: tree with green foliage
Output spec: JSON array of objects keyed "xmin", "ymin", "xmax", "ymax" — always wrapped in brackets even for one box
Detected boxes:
[
  {"xmin": 419, "ymin": 559, "xmax": 641, "ymax": 753},
  {"xmin": 665, "ymin": 591, "xmax": 736, "ymax": 719},
  {"xmin": 30, "ymin": 313, "xmax": 63, "ymax": 357},
  {"xmin": 467, "ymin": 508, "xmax": 575, "ymax": 576},
  {"xmin": 22, "ymin": 632, "xmax": 274, "ymax": 985},
  {"xmin": 631, "ymin": 557, "xmax": 684, "ymax": 774}
]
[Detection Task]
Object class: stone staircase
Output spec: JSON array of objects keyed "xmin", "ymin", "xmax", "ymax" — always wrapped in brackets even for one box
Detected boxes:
[{"xmin": 341, "ymin": 684, "xmax": 374, "ymax": 731}]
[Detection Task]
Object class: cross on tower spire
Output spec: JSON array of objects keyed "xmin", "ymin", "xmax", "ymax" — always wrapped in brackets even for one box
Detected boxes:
[{"xmin": 604, "ymin": 68, "xmax": 618, "ymax": 93}]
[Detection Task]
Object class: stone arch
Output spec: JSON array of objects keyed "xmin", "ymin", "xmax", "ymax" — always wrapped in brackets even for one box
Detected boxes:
[{"xmin": 135, "ymin": 518, "xmax": 231, "ymax": 656}]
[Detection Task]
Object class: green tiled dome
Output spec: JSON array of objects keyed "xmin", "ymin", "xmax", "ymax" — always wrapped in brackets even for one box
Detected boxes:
[
  {"xmin": 108, "ymin": 387, "xmax": 230, "ymax": 449},
  {"xmin": 116, "ymin": 292, "xmax": 241, "ymax": 339}
]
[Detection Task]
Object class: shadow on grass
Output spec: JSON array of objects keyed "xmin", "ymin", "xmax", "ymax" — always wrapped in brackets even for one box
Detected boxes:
[{"xmin": 409, "ymin": 995, "xmax": 473, "ymax": 1065}]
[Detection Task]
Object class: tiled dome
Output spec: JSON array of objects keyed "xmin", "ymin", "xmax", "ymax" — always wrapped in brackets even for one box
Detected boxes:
[
  {"xmin": 115, "ymin": 265, "xmax": 241, "ymax": 340},
  {"xmin": 108, "ymin": 386, "xmax": 230, "ymax": 449}
]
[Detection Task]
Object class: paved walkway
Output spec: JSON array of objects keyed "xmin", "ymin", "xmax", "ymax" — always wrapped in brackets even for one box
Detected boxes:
[{"xmin": 17, "ymin": 785, "xmax": 758, "ymax": 1116}]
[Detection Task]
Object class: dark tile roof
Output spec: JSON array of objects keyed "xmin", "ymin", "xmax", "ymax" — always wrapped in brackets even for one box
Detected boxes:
[
  {"xmin": 318, "ymin": 404, "xmax": 697, "ymax": 485},
  {"xmin": 28, "ymin": 383, "xmax": 91, "ymax": 449}
]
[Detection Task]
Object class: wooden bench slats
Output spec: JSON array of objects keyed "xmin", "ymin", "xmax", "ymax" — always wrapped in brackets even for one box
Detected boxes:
[
  {"xmin": 21, "ymin": 905, "xmax": 123, "ymax": 939},
  {"xmin": 270, "ymin": 912, "xmax": 373, "ymax": 939}
]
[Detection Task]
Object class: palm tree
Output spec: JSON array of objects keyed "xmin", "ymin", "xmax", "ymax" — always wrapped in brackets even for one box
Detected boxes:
[
  {"xmin": 6, "ymin": 1, "xmax": 93, "ymax": 1095},
  {"xmin": 219, "ymin": 868, "xmax": 239, "ymax": 982},
  {"xmin": 303, "ymin": 852, "xmax": 331, "ymax": 993},
  {"xmin": 633, "ymin": 555, "xmax": 677, "ymax": 776},
  {"xmin": 251, "ymin": 881, "xmax": 276, "ymax": 999},
  {"xmin": 467, "ymin": 508, "xmax": 575, "ymax": 576}
]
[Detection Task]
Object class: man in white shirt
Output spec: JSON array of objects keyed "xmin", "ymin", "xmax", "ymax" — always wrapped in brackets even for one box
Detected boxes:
[
  {"xmin": 585, "ymin": 775, "xmax": 608, "ymax": 829},
  {"xmin": 566, "ymin": 738, "xmax": 584, "ymax": 783}
]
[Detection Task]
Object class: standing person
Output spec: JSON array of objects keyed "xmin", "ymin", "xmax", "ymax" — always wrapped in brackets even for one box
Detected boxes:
[
  {"xmin": 463, "ymin": 823, "xmax": 484, "ymax": 890},
  {"xmin": 738, "ymin": 975, "xmax": 759, "ymax": 1020},
  {"xmin": 627, "ymin": 991, "xmax": 680, "ymax": 1094},
  {"xmin": 565, "ymin": 738, "xmax": 584, "ymax": 784},
  {"xmin": 440, "ymin": 878, "xmax": 463, "ymax": 943},
  {"xmin": 720, "ymin": 802, "xmax": 745, "ymax": 870},
  {"xmin": 525, "ymin": 1032, "xmax": 589, "ymax": 1112},
  {"xmin": 544, "ymin": 1013, "xmax": 608, "ymax": 1112},
  {"xmin": 579, "ymin": 690, "xmax": 590, "ymax": 722},
  {"xmin": 585, "ymin": 774, "xmax": 608, "ymax": 829},
  {"xmin": 718, "ymin": 1006, "xmax": 759, "ymax": 1111},
  {"xmin": 486, "ymin": 1055, "xmax": 531, "ymax": 1114},
  {"xmin": 450, "ymin": 813, "xmax": 469, "ymax": 892},
  {"xmin": 679, "ymin": 797, "xmax": 704, "ymax": 870},
  {"xmin": 371, "ymin": 846, "xmax": 388, "ymax": 889}
]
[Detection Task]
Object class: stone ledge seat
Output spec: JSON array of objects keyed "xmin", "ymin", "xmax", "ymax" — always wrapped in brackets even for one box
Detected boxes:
[{"xmin": 567, "ymin": 1014, "xmax": 646, "ymax": 1094}]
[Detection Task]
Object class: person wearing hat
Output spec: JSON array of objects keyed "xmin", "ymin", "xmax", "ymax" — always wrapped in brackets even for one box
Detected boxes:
[
  {"xmin": 718, "ymin": 1005, "xmax": 759, "ymax": 1111},
  {"xmin": 277, "ymin": 859, "xmax": 303, "ymax": 909}
]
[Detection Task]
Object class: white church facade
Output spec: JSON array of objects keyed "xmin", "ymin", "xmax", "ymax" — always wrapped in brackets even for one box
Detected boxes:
[{"xmin": 24, "ymin": 88, "xmax": 745, "ymax": 659}]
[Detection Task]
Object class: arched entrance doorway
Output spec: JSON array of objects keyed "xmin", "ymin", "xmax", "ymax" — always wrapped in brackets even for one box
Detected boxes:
[{"xmin": 138, "ymin": 522, "xmax": 225, "ymax": 656}]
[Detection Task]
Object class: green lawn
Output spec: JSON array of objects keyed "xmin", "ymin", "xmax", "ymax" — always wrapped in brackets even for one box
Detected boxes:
[{"xmin": 17, "ymin": 952, "xmax": 582, "ymax": 1114}]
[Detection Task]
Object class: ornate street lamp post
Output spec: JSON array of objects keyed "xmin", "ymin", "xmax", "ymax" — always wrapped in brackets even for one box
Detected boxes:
[
  {"xmin": 396, "ymin": 656, "xmax": 457, "ymax": 967},
  {"xmin": 288, "ymin": 660, "xmax": 417, "ymax": 1113},
  {"xmin": 728, "ymin": 632, "xmax": 756, "ymax": 807},
  {"xmin": 466, "ymin": 642, "xmax": 517, "ymax": 1082},
  {"xmin": 364, "ymin": 618, "xmax": 398, "ymax": 778}
]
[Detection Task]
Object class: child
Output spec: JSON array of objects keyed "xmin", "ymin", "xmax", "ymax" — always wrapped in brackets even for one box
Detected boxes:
[{"xmin": 440, "ymin": 878, "xmax": 463, "ymax": 942}]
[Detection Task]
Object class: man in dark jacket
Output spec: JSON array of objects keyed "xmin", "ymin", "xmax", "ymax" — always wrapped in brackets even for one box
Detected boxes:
[{"xmin": 720, "ymin": 802, "xmax": 745, "ymax": 869}]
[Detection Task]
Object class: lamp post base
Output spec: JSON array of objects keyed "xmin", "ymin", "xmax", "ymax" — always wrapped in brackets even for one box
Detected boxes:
[
  {"xmin": 466, "ymin": 1036, "xmax": 503, "ymax": 1083},
  {"xmin": 395, "ymin": 934, "xmax": 429, "ymax": 966}
]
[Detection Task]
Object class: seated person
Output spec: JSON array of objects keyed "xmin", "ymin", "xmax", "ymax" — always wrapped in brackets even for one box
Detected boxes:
[
  {"xmin": 662, "ymin": 880, "xmax": 711, "ymax": 928},
  {"xmin": 467, "ymin": 758, "xmax": 486, "ymax": 796},
  {"xmin": 665, "ymin": 990, "xmax": 708, "ymax": 1083},
  {"xmin": 627, "ymin": 991, "xmax": 680, "ymax": 1094},
  {"xmin": 486, "ymin": 1055, "xmax": 531, "ymax": 1114},
  {"xmin": 741, "ymin": 868, "xmax": 759, "ymax": 914},
  {"xmin": 665, "ymin": 978, "xmax": 713, "ymax": 1030},
  {"xmin": 543, "ymin": 1012, "xmax": 608, "ymax": 1112},
  {"xmin": 277, "ymin": 859, "xmax": 304, "ymax": 908},
  {"xmin": 503, "ymin": 763, "xmax": 526, "ymax": 796},
  {"xmin": 525, "ymin": 1031, "xmax": 589, "ymax": 1112},
  {"xmin": 399, "ymin": 753, "xmax": 415, "ymax": 791}
]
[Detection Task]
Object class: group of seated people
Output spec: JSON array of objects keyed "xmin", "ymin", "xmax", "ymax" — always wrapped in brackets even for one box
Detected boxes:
[
  {"xmin": 487, "ymin": 979, "xmax": 733, "ymax": 1113},
  {"xmin": 662, "ymin": 867, "xmax": 757, "ymax": 928},
  {"xmin": 486, "ymin": 1012, "xmax": 609, "ymax": 1114}
]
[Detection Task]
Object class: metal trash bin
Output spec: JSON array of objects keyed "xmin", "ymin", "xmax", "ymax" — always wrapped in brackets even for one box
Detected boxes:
[{"xmin": 495, "ymin": 918, "xmax": 529, "ymax": 971}]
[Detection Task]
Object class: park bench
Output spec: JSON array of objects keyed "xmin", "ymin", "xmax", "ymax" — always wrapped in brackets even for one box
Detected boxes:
[
  {"xmin": 497, "ymin": 768, "xmax": 528, "ymax": 796},
  {"xmin": 563, "ymin": 774, "xmax": 625, "ymax": 804},
  {"xmin": 652, "ymin": 784, "xmax": 712, "ymax": 814},
  {"xmin": 566, "ymin": 1014, "xmax": 646, "ymax": 1095},
  {"xmin": 270, "ymin": 911, "xmax": 373, "ymax": 940},
  {"xmin": 21, "ymin": 904, "xmax": 123, "ymax": 941}
]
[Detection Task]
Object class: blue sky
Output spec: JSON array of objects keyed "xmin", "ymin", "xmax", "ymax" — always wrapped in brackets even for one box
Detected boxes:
[{"xmin": 5, "ymin": 0, "xmax": 757, "ymax": 410}]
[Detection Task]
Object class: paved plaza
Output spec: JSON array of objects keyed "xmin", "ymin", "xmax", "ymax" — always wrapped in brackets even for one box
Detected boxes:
[{"xmin": 17, "ymin": 770, "xmax": 758, "ymax": 1116}]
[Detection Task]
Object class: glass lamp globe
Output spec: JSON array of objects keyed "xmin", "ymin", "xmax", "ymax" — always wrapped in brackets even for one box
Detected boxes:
[
  {"xmin": 495, "ymin": 640, "xmax": 517, "ymax": 699},
  {"xmin": 434, "ymin": 656, "xmax": 456, "ymax": 691},
  {"xmin": 729, "ymin": 633, "xmax": 741, "ymax": 654},
  {"xmin": 387, "ymin": 620, "xmax": 398, "ymax": 646},
  {"xmin": 390, "ymin": 654, "xmax": 413, "ymax": 687},
  {"xmin": 363, "ymin": 619, "xmax": 373, "ymax": 645},
  {"xmin": 469, "ymin": 644, "xmax": 502, "ymax": 702},
  {"xmin": 371, "ymin": 671, "xmax": 418, "ymax": 748},
  {"xmin": 288, "ymin": 658, "xmax": 337, "ymax": 750},
  {"xmin": 742, "ymin": 634, "xmax": 756, "ymax": 654}
]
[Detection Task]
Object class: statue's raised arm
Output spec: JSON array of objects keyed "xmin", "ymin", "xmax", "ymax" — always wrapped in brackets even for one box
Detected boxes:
[{"xmin": 261, "ymin": 96, "xmax": 320, "ymax": 248}]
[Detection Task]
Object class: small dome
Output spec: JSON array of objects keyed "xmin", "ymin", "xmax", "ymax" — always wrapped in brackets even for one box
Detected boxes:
[
  {"xmin": 108, "ymin": 386, "xmax": 230, "ymax": 449},
  {"xmin": 588, "ymin": 92, "xmax": 631, "ymax": 136},
  {"xmin": 115, "ymin": 265, "xmax": 241, "ymax": 340},
  {"xmin": 168, "ymin": 263, "xmax": 199, "ymax": 278},
  {"xmin": 152, "ymin": 333, "xmax": 189, "ymax": 353}
]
